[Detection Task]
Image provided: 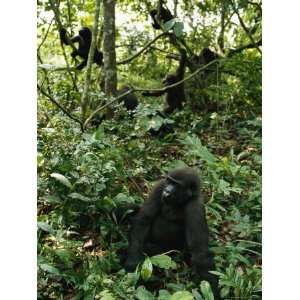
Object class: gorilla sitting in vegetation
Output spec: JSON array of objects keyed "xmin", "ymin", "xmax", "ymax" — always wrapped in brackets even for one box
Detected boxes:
[
  {"xmin": 143, "ymin": 49, "xmax": 187, "ymax": 114},
  {"xmin": 149, "ymin": 0, "xmax": 174, "ymax": 30},
  {"xmin": 124, "ymin": 167, "xmax": 220, "ymax": 299},
  {"xmin": 59, "ymin": 27, "xmax": 103, "ymax": 70}
]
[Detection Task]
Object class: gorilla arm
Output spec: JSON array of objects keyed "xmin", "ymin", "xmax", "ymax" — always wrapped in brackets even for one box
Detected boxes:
[
  {"xmin": 184, "ymin": 199, "xmax": 210, "ymax": 273},
  {"xmin": 185, "ymin": 199, "xmax": 220, "ymax": 299},
  {"xmin": 142, "ymin": 90, "xmax": 165, "ymax": 97},
  {"xmin": 124, "ymin": 180, "xmax": 164, "ymax": 271}
]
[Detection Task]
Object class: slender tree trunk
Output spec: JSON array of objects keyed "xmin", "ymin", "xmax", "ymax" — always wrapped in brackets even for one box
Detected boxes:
[
  {"xmin": 81, "ymin": 0, "xmax": 101, "ymax": 122},
  {"xmin": 103, "ymin": 0, "xmax": 117, "ymax": 117}
]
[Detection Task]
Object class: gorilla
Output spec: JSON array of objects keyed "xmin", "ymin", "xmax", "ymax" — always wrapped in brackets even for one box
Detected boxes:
[
  {"xmin": 143, "ymin": 49, "xmax": 187, "ymax": 114},
  {"xmin": 90, "ymin": 86, "xmax": 139, "ymax": 127},
  {"xmin": 191, "ymin": 48, "xmax": 219, "ymax": 75},
  {"xmin": 149, "ymin": 0, "xmax": 174, "ymax": 30},
  {"xmin": 59, "ymin": 27, "xmax": 103, "ymax": 70},
  {"xmin": 124, "ymin": 167, "xmax": 220, "ymax": 299},
  {"xmin": 117, "ymin": 86, "xmax": 139, "ymax": 112}
]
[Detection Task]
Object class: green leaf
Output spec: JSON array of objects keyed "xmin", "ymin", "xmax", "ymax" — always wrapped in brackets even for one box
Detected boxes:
[
  {"xmin": 147, "ymin": 115, "xmax": 164, "ymax": 131},
  {"xmin": 37, "ymin": 222, "xmax": 54, "ymax": 234},
  {"xmin": 135, "ymin": 286, "xmax": 155, "ymax": 300},
  {"xmin": 200, "ymin": 281, "xmax": 214, "ymax": 300},
  {"xmin": 158, "ymin": 290, "xmax": 171, "ymax": 300},
  {"xmin": 99, "ymin": 290, "xmax": 115, "ymax": 300},
  {"xmin": 39, "ymin": 263, "xmax": 60, "ymax": 275},
  {"xmin": 50, "ymin": 173, "xmax": 73, "ymax": 189},
  {"xmin": 218, "ymin": 179, "xmax": 231, "ymax": 196},
  {"xmin": 68, "ymin": 192, "xmax": 93, "ymax": 202},
  {"xmin": 174, "ymin": 22, "xmax": 184, "ymax": 37},
  {"xmin": 192, "ymin": 289, "xmax": 204, "ymax": 300},
  {"xmin": 141, "ymin": 257, "xmax": 153, "ymax": 281},
  {"xmin": 181, "ymin": 136, "xmax": 216, "ymax": 164},
  {"xmin": 220, "ymin": 286, "xmax": 230, "ymax": 298},
  {"xmin": 163, "ymin": 19, "xmax": 176, "ymax": 31},
  {"xmin": 150, "ymin": 254, "xmax": 177, "ymax": 270},
  {"xmin": 170, "ymin": 291, "xmax": 194, "ymax": 300},
  {"xmin": 43, "ymin": 195, "xmax": 61, "ymax": 203}
]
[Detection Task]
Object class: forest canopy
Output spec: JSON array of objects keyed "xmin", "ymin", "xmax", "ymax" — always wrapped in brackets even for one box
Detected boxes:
[{"xmin": 37, "ymin": 0, "xmax": 261, "ymax": 299}]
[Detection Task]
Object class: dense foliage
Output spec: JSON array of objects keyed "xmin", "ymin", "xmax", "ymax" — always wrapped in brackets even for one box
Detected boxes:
[{"xmin": 38, "ymin": 0, "xmax": 261, "ymax": 299}]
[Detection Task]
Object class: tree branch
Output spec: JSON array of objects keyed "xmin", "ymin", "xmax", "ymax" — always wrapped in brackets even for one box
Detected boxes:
[
  {"xmin": 48, "ymin": 0, "xmax": 79, "ymax": 91},
  {"xmin": 37, "ymin": 18, "xmax": 54, "ymax": 52},
  {"xmin": 37, "ymin": 84, "xmax": 83, "ymax": 130},
  {"xmin": 80, "ymin": 0, "xmax": 101, "ymax": 121},
  {"xmin": 227, "ymin": 38, "xmax": 262, "ymax": 57},
  {"xmin": 231, "ymin": 0, "xmax": 262, "ymax": 54},
  {"xmin": 83, "ymin": 58, "xmax": 221, "ymax": 129},
  {"xmin": 117, "ymin": 32, "xmax": 169, "ymax": 65}
]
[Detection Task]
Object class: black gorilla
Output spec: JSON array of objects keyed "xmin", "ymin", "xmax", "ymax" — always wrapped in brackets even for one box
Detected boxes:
[
  {"xmin": 59, "ymin": 27, "xmax": 103, "ymax": 70},
  {"xmin": 143, "ymin": 50, "xmax": 186, "ymax": 114},
  {"xmin": 117, "ymin": 86, "xmax": 139, "ymax": 112},
  {"xmin": 125, "ymin": 167, "xmax": 220, "ymax": 299},
  {"xmin": 90, "ymin": 86, "xmax": 139, "ymax": 127},
  {"xmin": 149, "ymin": 0, "xmax": 174, "ymax": 30},
  {"xmin": 192, "ymin": 48, "xmax": 219, "ymax": 75}
]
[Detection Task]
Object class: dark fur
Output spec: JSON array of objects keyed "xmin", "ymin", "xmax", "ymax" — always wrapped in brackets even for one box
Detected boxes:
[
  {"xmin": 149, "ymin": 0, "xmax": 174, "ymax": 30},
  {"xmin": 125, "ymin": 167, "xmax": 220, "ymax": 299},
  {"xmin": 143, "ymin": 50, "xmax": 186, "ymax": 114},
  {"xmin": 59, "ymin": 27, "xmax": 103, "ymax": 70},
  {"xmin": 117, "ymin": 86, "xmax": 139, "ymax": 112},
  {"xmin": 192, "ymin": 48, "xmax": 219, "ymax": 75}
]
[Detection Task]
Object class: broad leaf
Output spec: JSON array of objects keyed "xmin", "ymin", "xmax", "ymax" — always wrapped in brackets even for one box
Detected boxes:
[
  {"xmin": 141, "ymin": 257, "xmax": 153, "ymax": 281},
  {"xmin": 37, "ymin": 222, "xmax": 54, "ymax": 234},
  {"xmin": 135, "ymin": 286, "xmax": 155, "ymax": 300},
  {"xmin": 200, "ymin": 281, "xmax": 214, "ymax": 300},
  {"xmin": 150, "ymin": 254, "xmax": 177, "ymax": 269},
  {"xmin": 170, "ymin": 291, "xmax": 194, "ymax": 300},
  {"xmin": 69, "ymin": 192, "xmax": 93, "ymax": 202},
  {"xmin": 50, "ymin": 173, "xmax": 73, "ymax": 189}
]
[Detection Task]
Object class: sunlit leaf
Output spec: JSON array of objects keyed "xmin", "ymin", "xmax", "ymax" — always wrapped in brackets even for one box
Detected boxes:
[
  {"xmin": 69, "ymin": 192, "xmax": 93, "ymax": 202},
  {"xmin": 163, "ymin": 18, "xmax": 176, "ymax": 31},
  {"xmin": 174, "ymin": 22, "xmax": 184, "ymax": 37},
  {"xmin": 141, "ymin": 257, "xmax": 153, "ymax": 281},
  {"xmin": 37, "ymin": 222, "xmax": 54, "ymax": 234},
  {"xmin": 135, "ymin": 286, "xmax": 155, "ymax": 300},
  {"xmin": 150, "ymin": 254, "xmax": 177, "ymax": 269},
  {"xmin": 39, "ymin": 263, "xmax": 60, "ymax": 275},
  {"xmin": 200, "ymin": 281, "xmax": 214, "ymax": 300},
  {"xmin": 50, "ymin": 173, "xmax": 73, "ymax": 189},
  {"xmin": 170, "ymin": 291, "xmax": 194, "ymax": 300}
]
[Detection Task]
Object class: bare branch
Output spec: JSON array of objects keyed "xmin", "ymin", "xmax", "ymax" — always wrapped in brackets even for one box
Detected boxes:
[
  {"xmin": 48, "ymin": 0, "xmax": 79, "ymax": 91},
  {"xmin": 228, "ymin": 38, "xmax": 262, "ymax": 56},
  {"xmin": 37, "ymin": 18, "xmax": 54, "ymax": 52},
  {"xmin": 231, "ymin": 0, "xmax": 262, "ymax": 54},
  {"xmin": 83, "ymin": 58, "xmax": 221, "ymax": 129},
  {"xmin": 81, "ymin": 0, "xmax": 101, "ymax": 120},
  {"xmin": 37, "ymin": 84, "xmax": 83, "ymax": 130},
  {"xmin": 117, "ymin": 32, "xmax": 169, "ymax": 65}
]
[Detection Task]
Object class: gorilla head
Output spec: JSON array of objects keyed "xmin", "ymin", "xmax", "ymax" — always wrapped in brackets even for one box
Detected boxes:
[{"xmin": 162, "ymin": 168, "xmax": 201, "ymax": 206}]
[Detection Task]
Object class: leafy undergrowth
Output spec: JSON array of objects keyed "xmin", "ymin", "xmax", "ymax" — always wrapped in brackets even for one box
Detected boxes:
[{"xmin": 38, "ymin": 93, "xmax": 261, "ymax": 299}]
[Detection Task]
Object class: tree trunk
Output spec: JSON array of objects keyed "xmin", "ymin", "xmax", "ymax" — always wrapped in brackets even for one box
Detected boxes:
[
  {"xmin": 103, "ymin": 0, "xmax": 117, "ymax": 117},
  {"xmin": 81, "ymin": 0, "xmax": 101, "ymax": 122}
]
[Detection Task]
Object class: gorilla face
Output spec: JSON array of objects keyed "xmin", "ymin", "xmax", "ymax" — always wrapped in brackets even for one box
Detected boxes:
[
  {"xmin": 161, "ymin": 168, "xmax": 201, "ymax": 207},
  {"xmin": 161, "ymin": 178, "xmax": 182, "ymax": 205}
]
